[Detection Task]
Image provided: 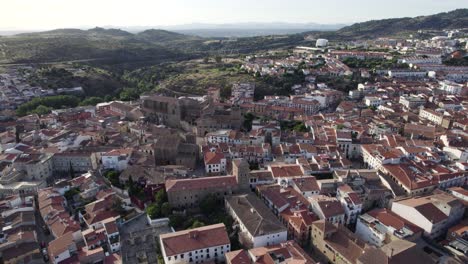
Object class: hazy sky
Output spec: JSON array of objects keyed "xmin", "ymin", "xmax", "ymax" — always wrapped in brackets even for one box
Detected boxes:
[{"xmin": 1, "ymin": 0, "xmax": 466, "ymax": 30}]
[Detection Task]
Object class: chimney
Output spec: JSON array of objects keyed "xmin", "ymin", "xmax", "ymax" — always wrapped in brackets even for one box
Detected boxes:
[{"xmin": 188, "ymin": 230, "xmax": 199, "ymax": 239}]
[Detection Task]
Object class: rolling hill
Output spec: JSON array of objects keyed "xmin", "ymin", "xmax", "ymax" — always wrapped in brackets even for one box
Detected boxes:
[
  {"xmin": 0, "ymin": 9, "xmax": 466, "ymax": 65},
  {"xmin": 334, "ymin": 9, "xmax": 468, "ymax": 39}
]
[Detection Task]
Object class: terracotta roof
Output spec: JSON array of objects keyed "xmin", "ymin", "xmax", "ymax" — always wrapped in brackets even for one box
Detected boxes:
[
  {"xmin": 160, "ymin": 223, "xmax": 230, "ymax": 257},
  {"xmin": 48, "ymin": 232, "xmax": 75, "ymax": 259},
  {"xmin": 314, "ymin": 220, "xmax": 371, "ymax": 263},
  {"xmin": 291, "ymin": 176, "xmax": 320, "ymax": 193},
  {"xmin": 226, "ymin": 194, "xmax": 287, "ymax": 237},
  {"xmin": 317, "ymin": 199, "xmax": 345, "ymax": 218},
  {"xmin": 225, "ymin": 250, "xmax": 250, "ymax": 264},
  {"xmin": 366, "ymin": 208, "xmax": 422, "ymax": 233},
  {"xmin": 165, "ymin": 175, "xmax": 237, "ymax": 193},
  {"xmin": 204, "ymin": 151, "xmax": 225, "ymax": 165},
  {"xmin": 269, "ymin": 164, "xmax": 304, "ymax": 178}
]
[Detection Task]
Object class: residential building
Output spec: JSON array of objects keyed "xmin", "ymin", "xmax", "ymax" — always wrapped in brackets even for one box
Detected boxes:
[
  {"xmin": 159, "ymin": 223, "xmax": 230, "ymax": 264},
  {"xmin": 355, "ymin": 208, "xmax": 422, "ymax": 247},
  {"xmin": 226, "ymin": 194, "xmax": 288, "ymax": 248},
  {"xmin": 309, "ymin": 195, "xmax": 345, "ymax": 225},
  {"xmin": 101, "ymin": 148, "xmax": 132, "ymax": 171},
  {"xmin": 226, "ymin": 241, "xmax": 315, "ymax": 264},
  {"xmin": 391, "ymin": 191, "xmax": 465, "ymax": 238}
]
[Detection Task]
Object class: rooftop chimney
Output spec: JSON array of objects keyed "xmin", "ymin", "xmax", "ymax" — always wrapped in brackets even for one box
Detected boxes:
[{"xmin": 188, "ymin": 230, "xmax": 199, "ymax": 239}]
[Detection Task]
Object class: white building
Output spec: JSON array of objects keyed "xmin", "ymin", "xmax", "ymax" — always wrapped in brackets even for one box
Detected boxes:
[
  {"xmin": 206, "ymin": 129, "xmax": 232, "ymax": 144},
  {"xmin": 391, "ymin": 192, "xmax": 465, "ymax": 239},
  {"xmin": 336, "ymin": 185, "xmax": 362, "ymax": 226},
  {"xmin": 101, "ymin": 148, "xmax": 132, "ymax": 171},
  {"xmin": 316, "ymin": 39, "xmax": 328, "ymax": 47},
  {"xmin": 419, "ymin": 108, "xmax": 444, "ymax": 125},
  {"xmin": 388, "ymin": 70, "xmax": 427, "ymax": 78},
  {"xmin": 204, "ymin": 152, "xmax": 227, "ymax": 174},
  {"xmin": 226, "ymin": 194, "xmax": 288, "ymax": 248},
  {"xmin": 355, "ymin": 208, "xmax": 422, "ymax": 247},
  {"xmin": 361, "ymin": 144, "xmax": 401, "ymax": 170},
  {"xmin": 309, "ymin": 195, "xmax": 345, "ymax": 225},
  {"xmin": 364, "ymin": 96, "xmax": 382, "ymax": 107},
  {"xmin": 160, "ymin": 223, "xmax": 231, "ymax": 264},
  {"xmin": 439, "ymin": 80, "xmax": 466, "ymax": 95},
  {"xmin": 448, "ymin": 187, "xmax": 468, "ymax": 203},
  {"xmin": 399, "ymin": 95, "xmax": 426, "ymax": 109}
]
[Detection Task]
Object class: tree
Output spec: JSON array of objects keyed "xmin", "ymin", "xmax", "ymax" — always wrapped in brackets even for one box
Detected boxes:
[
  {"xmin": 15, "ymin": 129, "xmax": 20, "ymax": 143},
  {"xmin": 112, "ymin": 198, "xmax": 126, "ymax": 215},
  {"xmin": 79, "ymin": 97, "xmax": 104, "ymax": 106},
  {"xmin": 169, "ymin": 215, "xmax": 184, "ymax": 229},
  {"xmin": 105, "ymin": 170, "xmax": 121, "ymax": 187},
  {"xmin": 64, "ymin": 188, "xmax": 80, "ymax": 201},
  {"xmin": 199, "ymin": 194, "xmax": 222, "ymax": 216},
  {"xmin": 160, "ymin": 202, "xmax": 172, "ymax": 217},
  {"xmin": 146, "ymin": 203, "xmax": 161, "ymax": 219},
  {"xmin": 190, "ymin": 220, "xmax": 205, "ymax": 229},
  {"xmin": 119, "ymin": 88, "xmax": 140, "ymax": 101},
  {"xmin": 69, "ymin": 162, "xmax": 75, "ymax": 179},
  {"xmin": 34, "ymin": 105, "xmax": 52, "ymax": 115},
  {"xmin": 154, "ymin": 189, "xmax": 168, "ymax": 206}
]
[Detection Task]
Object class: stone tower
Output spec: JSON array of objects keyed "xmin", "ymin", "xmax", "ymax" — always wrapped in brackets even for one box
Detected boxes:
[{"xmin": 232, "ymin": 158, "xmax": 250, "ymax": 192}]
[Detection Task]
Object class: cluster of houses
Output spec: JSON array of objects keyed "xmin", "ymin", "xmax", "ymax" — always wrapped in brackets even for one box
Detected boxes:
[{"xmin": 0, "ymin": 28, "xmax": 467, "ymax": 264}]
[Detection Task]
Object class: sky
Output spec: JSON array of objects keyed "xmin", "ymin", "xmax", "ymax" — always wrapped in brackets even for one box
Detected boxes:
[{"xmin": 0, "ymin": 0, "xmax": 466, "ymax": 30}]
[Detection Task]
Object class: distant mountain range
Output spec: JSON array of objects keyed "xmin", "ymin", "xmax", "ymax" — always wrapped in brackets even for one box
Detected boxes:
[
  {"xmin": 0, "ymin": 22, "xmax": 346, "ymax": 38},
  {"xmin": 121, "ymin": 22, "xmax": 347, "ymax": 37},
  {"xmin": 0, "ymin": 9, "xmax": 466, "ymax": 65},
  {"xmin": 332, "ymin": 8, "xmax": 468, "ymax": 39}
]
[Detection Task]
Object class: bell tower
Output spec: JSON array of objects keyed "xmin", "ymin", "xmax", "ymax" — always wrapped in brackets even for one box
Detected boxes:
[{"xmin": 232, "ymin": 158, "xmax": 250, "ymax": 192}]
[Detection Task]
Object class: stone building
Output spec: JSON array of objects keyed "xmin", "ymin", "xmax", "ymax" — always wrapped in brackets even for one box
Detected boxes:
[
  {"xmin": 141, "ymin": 95, "xmax": 202, "ymax": 128},
  {"xmin": 154, "ymin": 134, "xmax": 199, "ymax": 169},
  {"xmin": 195, "ymin": 105, "xmax": 243, "ymax": 136},
  {"xmin": 52, "ymin": 152, "xmax": 98, "ymax": 173},
  {"xmin": 166, "ymin": 159, "xmax": 251, "ymax": 208}
]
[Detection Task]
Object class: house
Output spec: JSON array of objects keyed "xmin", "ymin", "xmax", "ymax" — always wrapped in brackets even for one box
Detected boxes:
[
  {"xmin": 391, "ymin": 191, "xmax": 465, "ymax": 238},
  {"xmin": 355, "ymin": 208, "xmax": 422, "ymax": 247},
  {"xmin": 311, "ymin": 220, "xmax": 388, "ymax": 264},
  {"xmin": 290, "ymin": 176, "xmax": 320, "ymax": 198},
  {"xmin": 52, "ymin": 151, "xmax": 98, "ymax": 173},
  {"xmin": 446, "ymin": 219, "xmax": 468, "ymax": 255},
  {"xmin": 159, "ymin": 223, "xmax": 230, "ymax": 264},
  {"xmin": 101, "ymin": 148, "xmax": 133, "ymax": 171},
  {"xmin": 448, "ymin": 187, "xmax": 468, "ymax": 202},
  {"xmin": 225, "ymin": 194, "xmax": 288, "ymax": 248},
  {"xmin": 268, "ymin": 163, "xmax": 305, "ymax": 186},
  {"xmin": 204, "ymin": 151, "xmax": 227, "ymax": 175},
  {"xmin": 48, "ymin": 232, "xmax": 78, "ymax": 264},
  {"xmin": 379, "ymin": 163, "xmax": 437, "ymax": 196},
  {"xmin": 309, "ymin": 195, "xmax": 345, "ymax": 225},
  {"xmin": 0, "ymin": 230, "xmax": 41, "ymax": 264},
  {"xmin": 225, "ymin": 241, "xmax": 315, "ymax": 264},
  {"xmin": 336, "ymin": 185, "xmax": 362, "ymax": 226}
]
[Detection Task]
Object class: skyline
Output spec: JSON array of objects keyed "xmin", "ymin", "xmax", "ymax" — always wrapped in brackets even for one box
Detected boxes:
[{"xmin": 0, "ymin": 0, "xmax": 466, "ymax": 31}]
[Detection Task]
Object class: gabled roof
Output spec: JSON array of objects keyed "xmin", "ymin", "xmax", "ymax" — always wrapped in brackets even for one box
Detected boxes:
[
  {"xmin": 204, "ymin": 152, "xmax": 225, "ymax": 165},
  {"xmin": 226, "ymin": 194, "xmax": 287, "ymax": 237},
  {"xmin": 160, "ymin": 223, "xmax": 230, "ymax": 257},
  {"xmin": 165, "ymin": 175, "xmax": 237, "ymax": 193}
]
